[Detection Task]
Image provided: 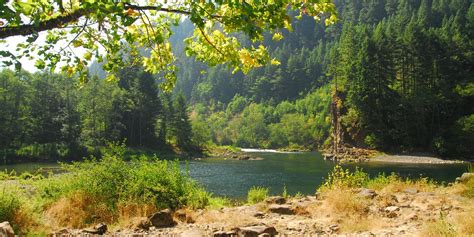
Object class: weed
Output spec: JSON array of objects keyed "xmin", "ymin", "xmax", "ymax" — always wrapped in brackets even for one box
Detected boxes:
[{"xmin": 247, "ymin": 186, "xmax": 269, "ymax": 204}]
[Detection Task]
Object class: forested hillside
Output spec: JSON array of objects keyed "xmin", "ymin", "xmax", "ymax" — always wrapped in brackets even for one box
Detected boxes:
[
  {"xmin": 172, "ymin": 0, "xmax": 473, "ymax": 158},
  {"xmin": 0, "ymin": 68, "xmax": 194, "ymax": 162},
  {"xmin": 1, "ymin": 0, "xmax": 472, "ymax": 161}
]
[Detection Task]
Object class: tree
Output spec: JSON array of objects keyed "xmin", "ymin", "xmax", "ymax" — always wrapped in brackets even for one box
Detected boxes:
[
  {"xmin": 0, "ymin": 0, "xmax": 336, "ymax": 88},
  {"xmin": 173, "ymin": 92, "xmax": 192, "ymax": 150}
]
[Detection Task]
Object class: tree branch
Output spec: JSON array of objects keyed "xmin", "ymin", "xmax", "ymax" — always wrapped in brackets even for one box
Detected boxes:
[
  {"xmin": 0, "ymin": 4, "xmax": 205, "ymax": 39},
  {"xmin": 0, "ymin": 9, "xmax": 89, "ymax": 39}
]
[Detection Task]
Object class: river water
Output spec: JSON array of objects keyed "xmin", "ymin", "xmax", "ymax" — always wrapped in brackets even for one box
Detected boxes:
[{"xmin": 0, "ymin": 152, "xmax": 468, "ymax": 198}]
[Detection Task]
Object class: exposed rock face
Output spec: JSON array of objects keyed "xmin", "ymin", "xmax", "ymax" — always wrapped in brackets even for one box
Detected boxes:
[
  {"xmin": 149, "ymin": 209, "xmax": 176, "ymax": 228},
  {"xmin": 268, "ymin": 204, "xmax": 294, "ymax": 215},
  {"xmin": 0, "ymin": 222, "xmax": 14, "ymax": 237},
  {"xmin": 235, "ymin": 225, "xmax": 278, "ymax": 237},
  {"xmin": 82, "ymin": 223, "xmax": 107, "ymax": 235}
]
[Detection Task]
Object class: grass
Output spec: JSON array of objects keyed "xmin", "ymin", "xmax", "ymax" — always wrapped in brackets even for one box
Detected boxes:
[
  {"xmin": 247, "ymin": 186, "xmax": 269, "ymax": 204},
  {"xmin": 0, "ymin": 143, "xmax": 217, "ymax": 232},
  {"xmin": 0, "ymin": 185, "xmax": 36, "ymax": 233},
  {"xmin": 319, "ymin": 165, "xmax": 436, "ymax": 193},
  {"xmin": 322, "ymin": 189, "xmax": 369, "ymax": 216},
  {"xmin": 419, "ymin": 213, "xmax": 457, "ymax": 237}
]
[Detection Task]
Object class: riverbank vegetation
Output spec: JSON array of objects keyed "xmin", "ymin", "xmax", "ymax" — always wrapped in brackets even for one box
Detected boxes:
[{"xmin": 1, "ymin": 155, "xmax": 473, "ymax": 235}]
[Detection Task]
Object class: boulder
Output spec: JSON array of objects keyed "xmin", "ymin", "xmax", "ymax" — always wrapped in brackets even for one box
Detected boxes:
[
  {"xmin": 265, "ymin": 196, "xmax": 286, "ymax": 205},
  {"xmin": 459, "ymin": 173, "xmax": 474, "ymax": 183},
  {"xmin": 0, "ymin": 222, "xmax": 15, "ymax": 237},
  {"xmin": 82, "ymin": 223, "xmax": 107, "ymax": 235},
  {"xmin": 268, "ymin": 204, "xmax": 294, "ymax": 215},
  {"xmin": 148, "ymin": 209, "xmax": 176, "ymax": 228},
  {"xmin": 236, "ymin": 225, "xmax": 278, "ymax": 237},
  {"xmin": 357, "ymin": 188, "xmax": 377, "ymax": 199}
]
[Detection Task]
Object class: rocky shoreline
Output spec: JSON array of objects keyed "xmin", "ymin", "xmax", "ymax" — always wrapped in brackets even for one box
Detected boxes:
[
  {"xmin": 31, "ymin": 173, "xmax": 472, "ymax": 236},
  {"xmin": 2, "ymin": 173, "xmax": 472, "ymax": 236},
  {"xmin": 323, "ymin": 147, "xmax": 467, "ymax": 164}
]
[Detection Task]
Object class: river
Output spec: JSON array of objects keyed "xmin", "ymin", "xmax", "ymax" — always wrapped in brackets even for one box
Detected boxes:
[{"xmin": 0, "ymin": 151, "xmax": 468, "ymax": 198}]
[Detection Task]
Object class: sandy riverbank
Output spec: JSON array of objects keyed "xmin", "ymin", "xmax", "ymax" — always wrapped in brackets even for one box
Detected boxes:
[{"xmin": 371, "ymin": 154, "xmax": 467, "ymax": 164}]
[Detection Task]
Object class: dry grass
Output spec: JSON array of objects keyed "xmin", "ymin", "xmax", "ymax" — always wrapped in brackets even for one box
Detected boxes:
[
  {"xmin": 418, "ymin": 217, "xmax": 457, "ymax": 237},
  {"xmin": 321, "ymin": 189, "xmax": 370, "ymax": 216},
  {"xmin": 339, "ymin": 216, "xmax": 380, "ymax": 233},
  {"xmin": 453, "ymin": 206, "xmax": 474, "ymax": 236},
  {"xmin": 45, "ymin": 192, "xmax": 113, "ymax": 229},
  {"xmin": 116, "ymin": 202, "xmax": 158, "ymax": 228},
  {"xmin": 369, "ymin": 177, "xmax": 436, "ymax": 194}
]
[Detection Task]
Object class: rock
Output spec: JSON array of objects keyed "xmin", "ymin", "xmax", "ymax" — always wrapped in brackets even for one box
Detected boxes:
[
  {"xmin": 128, "ymin": 217, "xmax": 151, "ymax": 230},
  {"xmin": 405, "ymin": 213, "xmax": 418, "ymax": 221},
  {"xmin": 82, "ymin": 223, "xmax": 107, "ymax": 235},
  {"xmin": 385, "ymin": 206, "xmax": 400, "ymax": 212},
  {"xmin": 357, "ymin": 188, "xmax": 377, "ymax": 199},
  {"xmin": 385, "ymin": 206, "xmax": 400, "ymax": 218},
  {"xmin": 0, "ymin": 222, "xmax": 15, "ymax": 237},
  {"xmin": 328, "ymin": 224, "xmax": 339, "ymax": 232},
  {"xmin": 236, "ymin": 225, "xmax": 278, "ymax": 237},
  {"xmin": 268, "ymin": 204, "xmax": 294, "ymax": 215},
  {"xmin": 213, "ymin": 230, "xmax": 237, "ymax": 237},
  {"xmin": 148, "ymin": 209, "xmax": 176, "ymax": 228},
  {"xmin": 253, "ymin": 211, "xmax": 265, "ymax": 218},
  {"xmin": 265, "ymin": 196, "xmax": 286, "ymax": 204},
  {"xmin": 459, "ymin": 173, "xmax": 474, "ymax": 183}
]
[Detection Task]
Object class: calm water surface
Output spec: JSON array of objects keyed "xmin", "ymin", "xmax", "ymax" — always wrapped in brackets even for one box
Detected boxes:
[{"xmin": 1, "ymin": 152, "xmax": 468, "ymax": 198}]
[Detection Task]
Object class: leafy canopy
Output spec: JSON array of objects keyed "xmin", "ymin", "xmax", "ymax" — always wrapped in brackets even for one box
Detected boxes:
[{"xmin": 0, "ymin": 0, "xmax": 336, "ymax": 90}]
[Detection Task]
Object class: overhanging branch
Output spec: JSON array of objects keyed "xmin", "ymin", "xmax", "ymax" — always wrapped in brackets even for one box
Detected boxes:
[{"xmin": 0, "ymin": 4, "xmax": 200, "ymax": 39}]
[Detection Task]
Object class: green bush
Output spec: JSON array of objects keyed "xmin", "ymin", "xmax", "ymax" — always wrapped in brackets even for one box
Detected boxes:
[
  {"xmin": 0, "ymin": 188, "xmax": 21, "ymax": 223},
  {"xmin": 319, "ymin": 165, "xmax": 369, "ymax": 192},
  {"xmin": 247, "ymin": 186, "xmax": 269, "ymax": 204},
  {"xmin": 34, "ymin": 144, "xmax": 211, "ymax": 212}
]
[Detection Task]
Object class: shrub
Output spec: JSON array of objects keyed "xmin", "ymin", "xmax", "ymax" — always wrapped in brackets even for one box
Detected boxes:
[
  {"xmin": 34, "ymin": 144, "xmax": 211, "ymax": 228},
  {"xmin": 247, "ymin": 186, "xmax": 269, "ymax": 204},
  {"xmin": 0, "ymin": 186, "xmax": 35, "ymax": 233},
  {"xmin": 0, "ymin": 188, "xmax": 21, "ymax": 224},
  {"xmin": 319, "ymin": 165, "xmax": 369, "ymax": 192}
]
